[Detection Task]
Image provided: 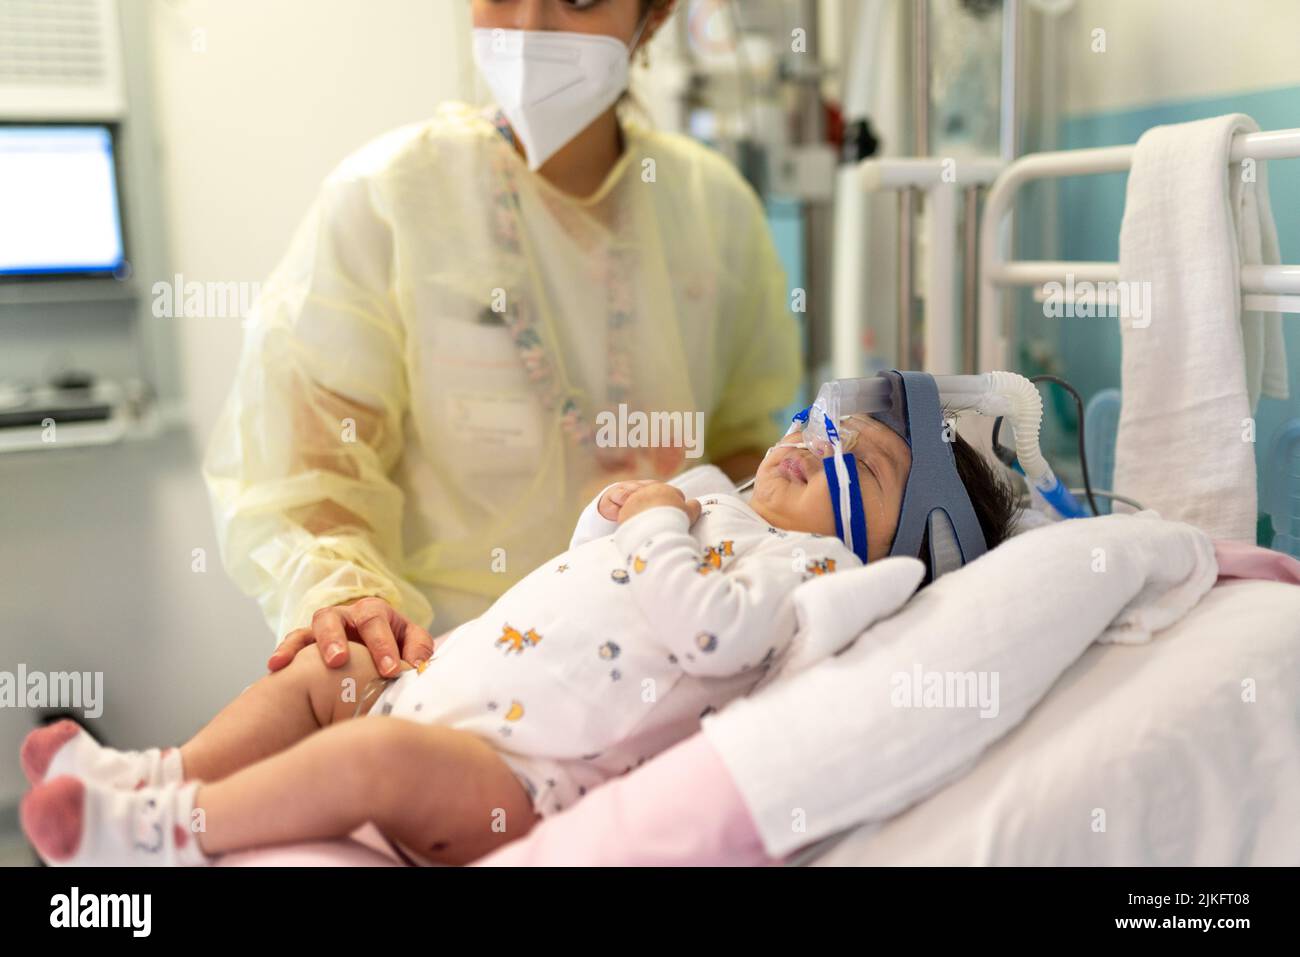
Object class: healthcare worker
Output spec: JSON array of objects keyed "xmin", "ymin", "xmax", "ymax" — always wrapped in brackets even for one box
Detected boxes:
[{"xmin": 205, "ymin": 0, "xmax": 800, "ymax": 678}]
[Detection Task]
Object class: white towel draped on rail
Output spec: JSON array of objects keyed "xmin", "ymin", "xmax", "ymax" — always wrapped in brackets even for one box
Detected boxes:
[{"xmin": 1115, "ymin": 113, "xmax": 1288, "ymax": 542}]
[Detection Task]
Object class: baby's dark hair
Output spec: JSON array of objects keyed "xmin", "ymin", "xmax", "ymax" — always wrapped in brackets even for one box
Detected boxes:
[
  {"xmin": 947, "ymin": 433, "xmax": 1021, "ymax": 554},
  {"xmin": 899, "ymin": 431, "xmax": 1019, "ymax": 581},
  {"xmin": 911, "ymin": 433, "xmax": 1020, "ymax": 577},
  {"xmin": 909, "ymin": 434, "xmax": 1019, "ymax": 582}
]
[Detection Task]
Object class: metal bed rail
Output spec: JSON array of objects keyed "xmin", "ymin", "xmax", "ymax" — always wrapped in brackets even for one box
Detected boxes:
[{"xmin": 977, "ymin": 126, "xmax": 1300, "ymax": 370}]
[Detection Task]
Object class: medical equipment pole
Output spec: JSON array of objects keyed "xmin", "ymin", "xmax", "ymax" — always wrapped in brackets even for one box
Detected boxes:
[
  {"xmin": 898, "ymin": 0, "xmax": 930, "ymax": 370},
  {"xmin": 859, "ymin": 159, "xmax": 1002, "ymax": 376},
  {"xmin": 980, "ymin": 0, "xmax": 1023, "ymax": 372},
  {"xmin": 962, "ymin": 184, "xmax": 981, "ymax": 373},
  {"xmin": 793, "ymin": 0, "xmax": 833, "ymax": 397},
  {"xmin": 897, "ymin": 188, "xmax": 915, "ymax": 368},
  {"xmin": 912, "ymin": 0, "xmax": 930, "ymax": 159},
  {"xmin": 999, "ymin": 0, "xmax": 1021, "ymax": 163}
]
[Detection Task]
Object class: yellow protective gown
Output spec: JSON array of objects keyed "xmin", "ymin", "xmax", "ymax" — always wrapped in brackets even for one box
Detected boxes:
[{"xmin": 205, "ymin": 103, "xmax": 800, "ymax": 639}]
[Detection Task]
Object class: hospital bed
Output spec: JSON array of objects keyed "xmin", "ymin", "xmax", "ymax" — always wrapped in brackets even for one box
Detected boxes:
[
  {"xmin": 806, "ymin": 123, "xmax": 1300, "ymax": 866},
  {"xmin": 807, "ymin": 577, "xmax": 1300, "ymax": 866},
  {"xmin": 220, "ymin": 127, "xmax": 1300, "ymax": 868}
]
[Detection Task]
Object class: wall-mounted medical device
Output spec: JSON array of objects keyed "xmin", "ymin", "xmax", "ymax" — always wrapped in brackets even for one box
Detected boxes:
[
  {"xmin": 0, "ymin": 123, "xmax": 128, "ymax": 280},
  {"xmin": 0, "ymin": 0, "xmax": 129, "ymax": 284},
  {"xmin": 0, "ymin": 0, "xmax": 175, "ymax": 454}
]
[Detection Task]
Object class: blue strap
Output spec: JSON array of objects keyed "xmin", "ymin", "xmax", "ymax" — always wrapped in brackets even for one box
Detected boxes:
[{"xmin": 823, "ymin": 452, "xmax": 869, "ymax": 563}]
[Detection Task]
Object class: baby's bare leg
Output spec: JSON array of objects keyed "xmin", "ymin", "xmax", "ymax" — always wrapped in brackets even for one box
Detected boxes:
[
  {"xmin": 180, "ymin": 641, "xmax": 388, "ymax": 782},
  {"xmin": 193, "ymin": 717, "xmax": 538, "ymax": 865}
]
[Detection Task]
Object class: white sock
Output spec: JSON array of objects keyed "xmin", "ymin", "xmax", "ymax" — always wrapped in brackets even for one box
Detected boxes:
[
  {"xmin": 45, "ymin": 727, "xmax": 184, "ymax": 790},
  {"xmin": 24, "ymin": 777, "xmax": 211, "ymax": 867}
]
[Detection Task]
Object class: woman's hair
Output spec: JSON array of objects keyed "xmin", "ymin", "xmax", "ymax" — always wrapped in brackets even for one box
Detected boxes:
[
  {"xmin": 949, "ymin": 434, "xmax": 1021, "ymax": 553},
  {"xmin": 620, "ymin": 1, "xmax": 673, "ymax": 114}
]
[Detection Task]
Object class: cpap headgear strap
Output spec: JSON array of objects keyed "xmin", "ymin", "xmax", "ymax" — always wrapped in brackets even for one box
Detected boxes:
[{"xmin": 875, "ymin": 371, "xmax": 988, "ymax": 578}]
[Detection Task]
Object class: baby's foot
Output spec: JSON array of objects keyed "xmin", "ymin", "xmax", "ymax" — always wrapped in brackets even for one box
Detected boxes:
[
  {"xmin": 21, "ymin": 776, "xmax": 210, "ymax": 867},
  {"xmin": 21, "ymin": 720, "xmax": 183, "ymax": 789}
]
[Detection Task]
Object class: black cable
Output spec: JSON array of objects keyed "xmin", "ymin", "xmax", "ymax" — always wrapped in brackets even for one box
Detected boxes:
[
  {"xmin": 1029, "ymin": 374, "xmax": 1101, "ymax": 517},
  {"xmin": 990, "ymin": 415, "xmax": 1017, "ymax": 468}
]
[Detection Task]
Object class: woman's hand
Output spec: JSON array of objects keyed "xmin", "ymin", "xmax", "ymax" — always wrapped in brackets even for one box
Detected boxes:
[
  {"xmin": 267, "ymin": 596, "xmax": 436, "ymax": 677},
  {"xmin": 617, "ymin": 482, "xmax": 702, "ymax": 526}
]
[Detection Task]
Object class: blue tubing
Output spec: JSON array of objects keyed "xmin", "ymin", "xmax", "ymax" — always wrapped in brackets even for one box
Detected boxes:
[{"xmin": 1037, "ymin": 475, "xmax": 1089, "ymax": 519}]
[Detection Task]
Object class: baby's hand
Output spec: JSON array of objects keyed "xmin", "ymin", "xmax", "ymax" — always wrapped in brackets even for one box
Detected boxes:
[
  {"xmin": 598, "ymin": 480, "xmax": 658, "ymax": 521},
  {"xmin": 617, "ymin": 482, "xmax": 702, "ymax": 526}
]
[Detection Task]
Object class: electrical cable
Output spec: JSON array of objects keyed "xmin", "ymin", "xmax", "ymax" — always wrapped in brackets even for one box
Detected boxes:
[{"xmin": 1028, "ymin": 374, "xmax": 1101, "ymax": 517}]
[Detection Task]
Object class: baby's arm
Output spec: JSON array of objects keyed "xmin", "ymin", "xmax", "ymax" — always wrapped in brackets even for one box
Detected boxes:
[
  {"xmin": 570, "ymin": 467, "xmax": 740, "ymax": 550},
  {"xmin": 611, "ymin": 506, "xmax": 829, "ymax": 678}
]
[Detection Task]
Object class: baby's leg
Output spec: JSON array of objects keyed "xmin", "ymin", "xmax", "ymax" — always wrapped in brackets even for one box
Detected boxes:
[
  {"xmin": 179, "ymin": 640, "xmax": 390, "ymax": 782},
  {"xmin": 194, "ymin": 718, "xmax": 537, "ymax": 865}
]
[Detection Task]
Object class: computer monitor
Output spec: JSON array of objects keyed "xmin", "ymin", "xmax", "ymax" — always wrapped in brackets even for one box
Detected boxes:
[{"xmin": 0, "ymin": 124, "xmax": 127, "ymax": 280}]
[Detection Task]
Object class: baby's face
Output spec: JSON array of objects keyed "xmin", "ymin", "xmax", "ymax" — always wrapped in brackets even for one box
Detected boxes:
[{"xmin": 749, "ymin": 415, "xmax": 912, "ymax": 562}]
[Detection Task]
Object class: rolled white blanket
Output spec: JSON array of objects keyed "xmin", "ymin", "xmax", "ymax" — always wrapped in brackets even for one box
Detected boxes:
[{"xmin": 702, "ymin": 511, "xmax": 1218, "ymax": 857}]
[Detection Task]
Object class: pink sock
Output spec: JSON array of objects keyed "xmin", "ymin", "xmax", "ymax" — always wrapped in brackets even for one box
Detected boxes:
[
  {"xmin": 22, "ymin": 776, "xmax": 210, "ymax": 867},
  {"xmin": 19, "ymin": 720, "xmax": 80, "ymax": 783},
  {"xmin": 21, "ymin": 720, "xmax": 183, "ymax": 789}
]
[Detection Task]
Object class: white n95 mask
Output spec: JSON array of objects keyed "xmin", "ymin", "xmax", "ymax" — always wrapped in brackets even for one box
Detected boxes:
[{"xmin": 473, "ymin": 23, "xmax": 647, "ymax": 172}]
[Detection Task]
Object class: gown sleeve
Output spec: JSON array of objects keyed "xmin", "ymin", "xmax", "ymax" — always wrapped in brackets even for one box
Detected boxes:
[{"xmin": 204, "ymin": 168, "xmax": 433, "ymax": 640}]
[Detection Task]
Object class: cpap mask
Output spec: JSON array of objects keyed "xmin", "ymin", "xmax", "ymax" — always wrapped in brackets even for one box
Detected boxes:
[{"xmin": 776, "ymin": 370, "xmax": 1087, "ymax": 578}]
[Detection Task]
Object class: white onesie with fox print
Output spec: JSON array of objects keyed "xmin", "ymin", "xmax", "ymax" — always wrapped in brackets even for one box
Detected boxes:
[{"xmin": 371, "ymin": 466, "xmax": 859, "ymax": 816}]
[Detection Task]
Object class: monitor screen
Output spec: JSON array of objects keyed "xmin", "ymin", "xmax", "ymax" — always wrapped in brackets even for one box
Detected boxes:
[{"xmin": 0, "ymin": 125, "xmax": 127, "ymax": 279}]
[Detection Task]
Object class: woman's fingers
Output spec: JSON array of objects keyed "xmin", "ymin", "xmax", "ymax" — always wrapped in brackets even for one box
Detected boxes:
[
  {"xmin": 287, "ymin": 596, "xmax": 430, "ymax": 676},
  {"xmin": 267, "ymin": 628, "xmax": 315, "ymax": 672},
  {"xmin": 396, "ymin": 618, "xmax": 436, "ymax": 667},
  {"xmin": 348, "ymin": 597, "xmax": 402, "ymax": 677},
  {"xmin": 310, "ymin": 607, "xmax": 352, "ymax": 668}
]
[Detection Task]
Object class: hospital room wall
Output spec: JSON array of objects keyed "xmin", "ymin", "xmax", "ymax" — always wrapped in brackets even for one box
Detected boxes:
[
  {"xmin": 150, "ymin": 0, "xmax": 472, "ymax": 444},
  {"xmin": 0, "ymin": 1, "xmax": 473, "ymax": 837},
  {"xmin": 1016, "ymin": 0, "xmax": 1300, "ymax": 542}
]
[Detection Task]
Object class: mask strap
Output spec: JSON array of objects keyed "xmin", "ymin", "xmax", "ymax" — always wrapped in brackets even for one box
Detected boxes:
[
  {"xmin": 786, "ymin": 406, "xmax": 809, "ymax": 439},
  {"xmin": 822, "ymin": 414, "xmax": 868, "ymax": 563},
  {"xmin": 786, "ymin": 406, "xmax": 866, "ymax": 562},
  {"xmin": 628, "ymin": 7, "xmax": 654, "ymax": 55},
  {"xmin": 823, "ymin": 449, "xmax": 869, "ymax": 563}
]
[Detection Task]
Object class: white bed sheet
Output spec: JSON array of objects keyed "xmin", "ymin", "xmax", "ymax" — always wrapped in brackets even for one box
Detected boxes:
[{"xmin": 811, "ymin": 579, "xmax": 1300, "ymax": 866}]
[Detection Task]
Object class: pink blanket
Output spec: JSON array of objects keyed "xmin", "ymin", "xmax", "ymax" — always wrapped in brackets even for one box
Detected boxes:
[
  {"xmin": 477, "ymin": 734, "xmax": 773, "ymax": 867},
  {"xmin": 1214, "ymin": 540, "xmax": 1300, "ymax": 583}
]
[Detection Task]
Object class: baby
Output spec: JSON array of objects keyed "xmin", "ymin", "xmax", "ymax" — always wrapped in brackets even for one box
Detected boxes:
[{"xmin": 19, "ymin": 417, "xmax": 1013, "ymax": 866}]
